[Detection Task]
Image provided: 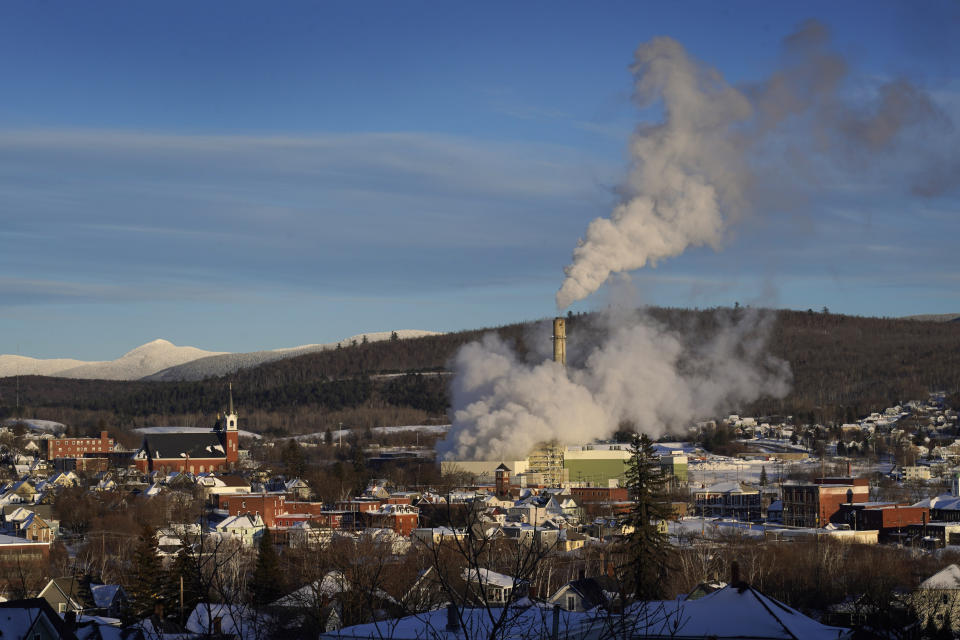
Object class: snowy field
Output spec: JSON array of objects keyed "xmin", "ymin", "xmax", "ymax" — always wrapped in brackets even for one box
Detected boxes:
[
  {"xmin": 2, "ymin": 418, "xmax": 66, "ymax": 435},
  {"xmin": 132, "ymin": 426, "xmax": 262, "ymax": 439},
  {"xmin": 292, "ymin": 424, "xmax": 450, "ymax": 442}
]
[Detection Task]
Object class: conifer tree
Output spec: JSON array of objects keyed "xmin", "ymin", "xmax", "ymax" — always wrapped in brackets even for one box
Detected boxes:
[
  {"xmin": 621, "ymin": 433, "xmax": 674, "ymax": 601},
  {"xmin": 167, "ymin": 548, "xmax": 204, "ymax": 625},
  {"xmin": 130, "ymin": 526, "xmax": 168, "ymax": 620},
  {"xmin": 251, "ymin": 527, "xmax": 283, "ymax": 607},
  {"xmin": 759, "ymin": 465, "xmax": 768, "ymax": 487}
]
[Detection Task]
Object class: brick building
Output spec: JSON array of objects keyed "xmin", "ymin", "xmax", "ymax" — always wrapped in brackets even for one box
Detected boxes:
[
  {"xmin": 570, "ymin": 487, "xmax": 628, "ymax": 502},
  {"xmin": 133, "ymin": 387, "xmax": 240, "ymax": 474},
  {"xmin": 838, "ymin": 502, "xmax": 930, "ymax": 537},
  {"xmin": 782, "ymin": 477, "xmax": 870, "ymax": 528},
  {"xmin": 219, "ymin": 493, "xmax": 286, "ymax": 527},
  {"xmin": 45, "ymin": 431, "xmax": 114, "ymax": 460},
  {"xmin": 362, "ymin": 503, "xmax": 420, "ymax": 536}
]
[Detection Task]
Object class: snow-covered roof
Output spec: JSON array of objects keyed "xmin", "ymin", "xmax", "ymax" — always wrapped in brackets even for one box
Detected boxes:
[
  {"xmin": 700, "ymin": 481, "xmax": 756, "ymax": 494},
  {"xmin": 630, "ymin": 585, "xmax": 850, "ymax": 639},
  {"xmin": 89, "ymin": 583, "xmax": 123, "ymax": 609},
  {"xmin": 463, "ymin": 568, "xmax": 517, "ymax": 589},
  {"xmin": 919, "ymin": 564, "xmax": 960, "ymax": 590}
]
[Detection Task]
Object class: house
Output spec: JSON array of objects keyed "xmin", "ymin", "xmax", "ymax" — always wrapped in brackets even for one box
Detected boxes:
[
  {"xmin": 546, "ymin": 573, "xmax": 620, "ymax": 611},
  {"xmin": 38, "ymin": 577, "xmax": 87, "ymax": 614},
  {"xmin": 6, "ymin": 479, "xmax": 37, "ymax": 503},
  {"xmin": 197, "ymin": 474, "xmax": 251, "ymax": 503},
  {"xmin": 88, "ymin": 583, "xmax": 128, "ymax": 618},
  {"xmin": 23, "ymin": 513, "xmax": 55, "ymax": 542},
  {"xmin": 186, "ymin": 602, "xmax": 266, "ymax": 639},
  {"xmin": 628, "ymin": 583, "xmax": 851, "ymax": 638},
  {"xmin": 285, "ymin": 478, "xmax": 312, "ymax": 500},
  {"xmin": 215, "ymin": 514, "xmax": 265, "ymax": 547},
  {"xmin": 463, "ymin": 568, "xmax": 527, "ymax": 605},
  {"xmin": 912, "ymin": 564, "xmax": 960, "ymax": 634},
  {"xmin": 0, "ymin": 598, "xmax": 80, "ymax": 640}
]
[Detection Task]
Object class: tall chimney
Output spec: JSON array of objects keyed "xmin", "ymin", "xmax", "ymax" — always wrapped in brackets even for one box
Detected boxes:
[{"xmin": 552, "ymin": 317, "xmax": 567, "ymax": 366}]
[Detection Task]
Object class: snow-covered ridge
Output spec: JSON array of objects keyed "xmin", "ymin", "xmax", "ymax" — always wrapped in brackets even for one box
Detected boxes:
[
  {"xmin": 0, "ymin": 339, "xmax": 225, "ymax": 381},
  {"xmin": 143, "ymin": 329, "xmax": 441, "ymax": 382},
  {"xmin": 0, "ymin": 330, "xmax": 441, "ymax": 382}
]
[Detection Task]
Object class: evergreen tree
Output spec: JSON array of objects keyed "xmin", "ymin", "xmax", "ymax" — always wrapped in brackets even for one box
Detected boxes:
[
  {"xmin": 251, "ymin": 527, "xmax": 283, "ymax": 607},
  {"xmin": 621, "ymin": 433, "xmax": 674, "ymax": 600},
  {"xmin": 167, "ymin": 548, "xmax": 204, "ymax": 626},
  {"xmin": 759, "ymin": 465, "xmax": 768, "ymax": 487},
  {"xmin": 281, "ymin": 439, "xmax": 306, "ymax": 477},
  {"xmin": 130, "ymin": 526, "xmax": 168, "ymax": 619}
]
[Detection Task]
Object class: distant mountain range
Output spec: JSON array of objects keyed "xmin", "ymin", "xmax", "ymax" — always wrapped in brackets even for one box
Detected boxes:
[{"xmin": 0, "ymin": 330, "xmax": 440, "ymax": 382}]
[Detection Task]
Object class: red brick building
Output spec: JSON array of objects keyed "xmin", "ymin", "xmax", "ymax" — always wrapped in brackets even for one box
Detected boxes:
[
  {"xmin": 45, "ymin": 431, "xmax": 114, "ymax": 460},
  {"xmin": 220, "ymin": 493, "xmax": 286, "ymax": 527},
  {"xmin": 133, "ymin": 388, "xmax": 240, "ymax": 473},
  {"xmin": 571, "ymin": 487, "xmax": 629, "ymax": 502},
  {"xmin": 362, "ymin": 504, "xmax": 419, "ymax": 536},
  {"xmin": 782, "ymin": 477, "xmax": 870, "ymax": 528},
  {"xmin": 838, "ymin": 502, "xmax": 930, "ymax": 533}
]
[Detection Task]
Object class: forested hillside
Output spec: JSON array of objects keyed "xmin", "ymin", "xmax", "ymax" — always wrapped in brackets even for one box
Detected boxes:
[{"xmin": 2, "ymin": 309, "xmax": 959, "ymax": 437}]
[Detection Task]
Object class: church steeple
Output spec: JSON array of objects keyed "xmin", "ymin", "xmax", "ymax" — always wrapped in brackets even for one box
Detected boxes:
[
  {"xmin": 226, "ymin": 382, "xmax": 237, "ymax": 431},
  {"xmin": 223, "ymin": 382, "xmax": 239, "ymax": 465}
]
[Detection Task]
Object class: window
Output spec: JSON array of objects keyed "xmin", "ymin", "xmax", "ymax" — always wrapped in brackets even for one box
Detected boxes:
[
  {"xmin": 567, "ymin": 595, "xmax": 577, "ymax": 611},
  {"xmin": 59, "ymin": 602, "xmax": 67, "ymax": 612}
]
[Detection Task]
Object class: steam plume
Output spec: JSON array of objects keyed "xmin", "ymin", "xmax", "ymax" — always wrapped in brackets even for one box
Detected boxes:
[
  {"xmin": 440, "ymin": 308, "xmax": 790, "ymax": 461},
  {"xmin": 557, "ymin": 20, "xmax": 950, "ymax": 309},
  {"xmin": 440, "ymin": 20, "xmax": 952, "ymax": 462}
]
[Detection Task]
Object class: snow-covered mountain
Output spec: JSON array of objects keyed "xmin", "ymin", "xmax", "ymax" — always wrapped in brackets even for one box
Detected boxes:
[
  {"xmin": 0, "ymin": 330, "xmax": 440, "ymax": 382},
  {"xmin": 144, "ymin": 330, "xmax": 441, "ymax": 381},
  {"xmin": 0, "ymin": 339, "xmax": 226, "ymax": 381}
]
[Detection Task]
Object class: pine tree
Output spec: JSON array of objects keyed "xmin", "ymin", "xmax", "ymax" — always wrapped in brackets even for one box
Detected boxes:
[
  {"xmin": 251, "ymin": 527, "xmax": 283, "ymax": 607},
  {"xmin": 167, "ymin": 548, "xmax": 204, "ymax": 626},
  {"xmin": 621, "ymin": 433, "xmax": 674, "ymax": 601},
  {"xmin": 759, "ymin": 465, "xmax": 768, "ymax": 487},
  {"xmin": 130, "ymin": 526, "xmax": 168, "ymax": 620}
]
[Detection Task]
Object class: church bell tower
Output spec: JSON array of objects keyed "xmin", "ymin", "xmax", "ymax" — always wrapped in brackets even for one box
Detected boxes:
[{"xmin": 225, "ymin": 382, "xmax": 239, "ymax": 464}]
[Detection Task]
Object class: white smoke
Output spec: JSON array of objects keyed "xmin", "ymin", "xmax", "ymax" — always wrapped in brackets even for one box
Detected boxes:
[
  {"xmin": 440, "ymin": 308, "xmax": 790, "ymax": 461},
  {"xmin": 440, "ymin": 20, "xmax": 952, "ymax": 461},
  {"xmin": 556, "ymin": 37, "xmax": 751, "ymax": 309},
  {"xmin": 557, "ymin": 21, "xmax": 950, "ymax": 309}
]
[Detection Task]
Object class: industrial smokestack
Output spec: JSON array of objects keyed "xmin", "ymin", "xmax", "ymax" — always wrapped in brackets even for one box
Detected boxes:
[{"xmin": 552, "ymin": 317, "xmax": 566, "ymax": 365}]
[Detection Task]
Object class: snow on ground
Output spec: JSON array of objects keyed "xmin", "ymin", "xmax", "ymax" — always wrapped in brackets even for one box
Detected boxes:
[
  {"xmin": 292, "ymin": 424, "xmax": 450, "ymax": 442},
  {"xmin": 132, "ymin": 426, "xmax": 262, "ymax": 439},
  {"xmin": 2, "ymin": 418, "xmax": 66, "ymax": 435}
]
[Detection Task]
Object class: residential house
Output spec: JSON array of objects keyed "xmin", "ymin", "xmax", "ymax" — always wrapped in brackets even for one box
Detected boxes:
[
  {"xmin": 23, "ymin": 512, "xmax": 55, "ymax": 542},
  {"xmin": 38, "ymin": 577, "xmax": 87, "ymax": 614},
  {"xmin": 912, "ymin": 564, "xmax": 960, "ymax": 634},
  {"xmin": 463, "ymin": 568, "xmax": 527, "ymax": 606},
  {"xmin": 0, "ymin": 598, "xmax": 80, "ymax": 640},
  {"xmin": 215, "ymin": 514, "xmax": 265, "ymax": 547},
  {"xmin": 547, "ymin": 573, "xmax": 620, "ymax": 612}
]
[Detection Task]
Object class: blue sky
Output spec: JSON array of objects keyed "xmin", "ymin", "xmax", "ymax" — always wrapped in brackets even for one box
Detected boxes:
[{"xmin": 1, "ymin": 2, "xmax": 958, "ymax": 360}]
